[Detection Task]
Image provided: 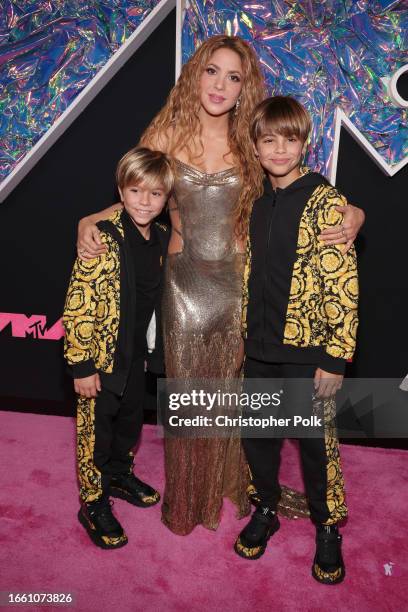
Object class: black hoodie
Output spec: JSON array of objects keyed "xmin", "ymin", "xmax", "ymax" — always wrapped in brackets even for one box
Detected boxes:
[{"xmin": 243, "ymin": 170, "xmax": 359, "ymax": 374}]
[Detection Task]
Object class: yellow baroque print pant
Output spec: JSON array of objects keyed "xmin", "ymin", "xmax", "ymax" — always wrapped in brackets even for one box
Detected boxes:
[
  {"xmin": 76, "ymin": 357, "xmax": 146, "ymax": 503},
  {"xmin": 241, "ymin": 358, "xmax": 347, "ymax": 525},
  {"xmin": 76, "ymin": 396, "xmax": 103, "ymax": 503}
]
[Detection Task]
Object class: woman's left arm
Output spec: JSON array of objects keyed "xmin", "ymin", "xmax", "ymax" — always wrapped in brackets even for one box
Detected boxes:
[{"xmin": 319, "ymin": 204, "xmax": 365, "ymax": 253}]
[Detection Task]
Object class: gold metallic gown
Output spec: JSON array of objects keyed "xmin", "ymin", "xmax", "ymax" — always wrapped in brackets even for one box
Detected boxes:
[{"xmin": 161, "ymin": 159, "xmax": 308, "ymax": 535}]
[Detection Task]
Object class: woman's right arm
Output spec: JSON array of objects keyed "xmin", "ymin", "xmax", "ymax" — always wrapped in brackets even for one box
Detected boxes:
[{"xmin": 77, "ymin": 203, "xmax": 123, "ymax": 260}]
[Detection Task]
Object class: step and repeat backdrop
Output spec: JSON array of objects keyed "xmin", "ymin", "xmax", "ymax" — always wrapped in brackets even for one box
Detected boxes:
[{"xmin": 0, "ymin": 1, "xmax": 407, "ymax": 417}]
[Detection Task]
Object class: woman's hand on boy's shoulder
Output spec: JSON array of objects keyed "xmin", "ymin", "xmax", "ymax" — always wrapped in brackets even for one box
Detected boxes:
[
  {"xmin": 319, "ymin": 202, "xmax": 365, "ymax": 253},
  {"xmin": 77, "ymin": 203, "xmax": 123, "ymax": 261},
  {"xmin": 77, "ymin": 218, "xmax": 107, "ymax": 261}
]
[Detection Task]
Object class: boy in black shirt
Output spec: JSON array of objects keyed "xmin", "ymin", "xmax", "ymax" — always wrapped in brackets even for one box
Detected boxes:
[
  {"xmin": 63, "ymin": 147, "xmax": 173, "ymax": 549},
  {"xmin": 234, "ymin": 97, "xmax": 358, "ymax": 584}
]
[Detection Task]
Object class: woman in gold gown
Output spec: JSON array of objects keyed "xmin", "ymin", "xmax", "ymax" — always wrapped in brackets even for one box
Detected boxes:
[
  {"xmin": 160, "ymin": 160, "xmax": 252, "ymax": 533},
  {"xmin": 78, "ymin": 35, "xmax": 364, "ymax": 536}
]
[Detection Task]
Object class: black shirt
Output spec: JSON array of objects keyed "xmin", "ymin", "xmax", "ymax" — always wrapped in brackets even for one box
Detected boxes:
[
  {"xmin": 245, "ymin": 172, "xmax": 347, "ymax": 374},
  {"xmin": 122, "ymin": 211, "xmax": 162, "ymax": 359}
]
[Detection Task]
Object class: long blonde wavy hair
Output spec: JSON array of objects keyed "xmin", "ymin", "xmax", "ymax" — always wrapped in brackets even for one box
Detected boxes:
[{"xmin": 140, "ymin": 35, "xmax": 266, "ymax": 238}]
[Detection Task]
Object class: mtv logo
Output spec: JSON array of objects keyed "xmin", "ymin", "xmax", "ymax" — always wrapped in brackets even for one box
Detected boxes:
[{"xmin": 0, "ymin": 313, "xmax": 64, "ymax": 340}]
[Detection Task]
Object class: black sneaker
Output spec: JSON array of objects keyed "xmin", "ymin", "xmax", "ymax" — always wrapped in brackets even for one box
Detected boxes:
[
  {"xmin": 234, "ymin": 506, "xmax": 280, "ymax": 560},
  {"xmin": 78, "ymin": 497, "xmax": 128, "ymax": 549},
  {"xmin": 110, "ymin": 473, "xmax": 160, "ymax": 508},
  {"xmin": 312, "ymin": 524, "xmax": 345, "ymax": 584}
]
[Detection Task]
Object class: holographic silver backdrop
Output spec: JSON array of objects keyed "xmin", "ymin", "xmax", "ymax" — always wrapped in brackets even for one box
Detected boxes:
[
  {"xmin": 182, "ymin": 0, "xmax": 408, "ymax": 176},
  {"xmin": 0, "ymin": 1, "xmax": 160, "ymax": 183},
  {"xmin": 0, "ymin": 0, "xmax": 407, "ymax": 183}
]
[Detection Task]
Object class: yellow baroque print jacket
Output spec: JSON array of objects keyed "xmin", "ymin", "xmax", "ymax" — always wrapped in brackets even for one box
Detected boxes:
[
  {"xmin": 242, "ymin": 170, "xmax": 359, "ymax": 375},
  {"xmin": 63, "ymin": 210, "xmax": 169, "ymax": 394}
]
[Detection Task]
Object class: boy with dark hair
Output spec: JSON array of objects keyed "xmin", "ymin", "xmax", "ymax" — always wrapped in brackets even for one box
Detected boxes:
[
  {"xmin": 234, "ymin": 97, "xmax": 359, "ymax": 584},
  {"xmin": 63, "ymin": 147, "xmax": 173, "ymax": 549}
]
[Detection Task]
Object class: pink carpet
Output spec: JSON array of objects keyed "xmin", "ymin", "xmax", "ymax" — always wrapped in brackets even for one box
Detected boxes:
[{"xmin": 1, "ymin": 410, "xmax": 407, "ymax": 612}]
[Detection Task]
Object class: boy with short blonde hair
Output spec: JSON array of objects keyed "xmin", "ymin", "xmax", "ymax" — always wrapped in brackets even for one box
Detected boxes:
[{"xmin": 64, "ymin": 147, "xmax": 173, "ymax": 549}]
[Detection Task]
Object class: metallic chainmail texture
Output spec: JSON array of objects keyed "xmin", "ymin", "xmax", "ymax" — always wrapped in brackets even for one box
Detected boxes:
[{"xmin": 161, "ymin": 160, "xmax": 308, "ymax": 534}]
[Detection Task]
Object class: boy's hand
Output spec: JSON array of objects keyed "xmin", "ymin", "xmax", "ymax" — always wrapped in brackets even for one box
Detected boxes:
[
  {"xmin": 314, "ymin": 368, "xmax": 343, "ymax": 399},
  {"xmin": 74, "ymin": 373, "xmax": 101, "ymax": 398},
  {"xmin": 319, "ymin": 204, "xmax": 365, "ymax": 253}
]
